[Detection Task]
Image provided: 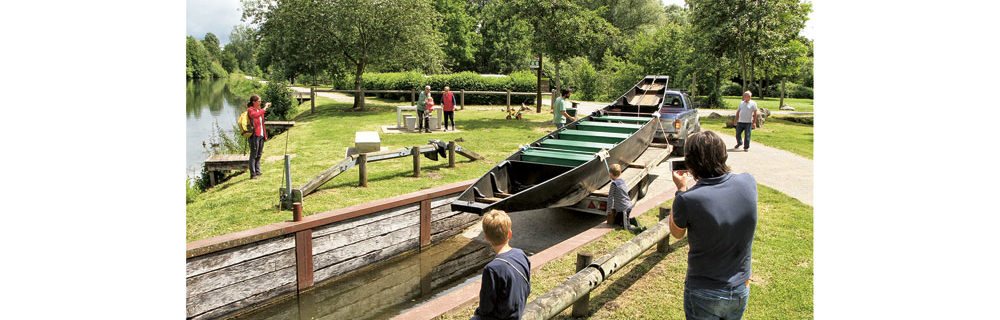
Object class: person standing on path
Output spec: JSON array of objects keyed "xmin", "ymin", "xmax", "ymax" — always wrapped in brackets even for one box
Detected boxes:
[
  {"xmin": 669, "ymin": 131, "xmax": 758, "ymax": 320},
  {"xmin": 442, "ymin": 86, "xmax": 457, "ymax": 131},
  {"xmin": 553, "ymin": 89, "xmax": 576, "ymax": 129},
  {"xmin": 733, "ymin": 91, "xmax": 758, "ymax": 152},
  {"xmin": 417, "ymin": 85, "xmax": 431, "ymax": 133},
  {"xmin": 247, "ymin": 94, "xmax": 271, "ymax": 179}
]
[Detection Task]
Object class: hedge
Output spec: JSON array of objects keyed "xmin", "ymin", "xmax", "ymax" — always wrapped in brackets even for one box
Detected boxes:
[{"xmin": 333, "ymin": 71, "xmax": 540, "ymax": 105}]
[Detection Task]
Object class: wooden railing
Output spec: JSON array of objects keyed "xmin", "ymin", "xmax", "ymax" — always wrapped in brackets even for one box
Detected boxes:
[{"xmin": 308, "ymin": 88, "xmax": 559, "ymax": 114}]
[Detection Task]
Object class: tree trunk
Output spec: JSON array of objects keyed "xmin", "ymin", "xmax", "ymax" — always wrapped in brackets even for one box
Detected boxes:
[
  {"xmin": 780, "ymin": 77, "xmax": 785, "ymax": 109},
  {"xmin": 554, "ymin": 59, "xmax": 562, "ymax": 95},
  {"xmin": 690, "ymin": 72, "xmax": 697, "ymax": 98},
  {"xmin": 739, "ymin": 50, "xmax": 747, "ymax": 92},
  {"xmin": 353, "ymin": 62, "xmax": 365, "ymax": 110},
  {"xmin": 536, "ymin": 54, "xmax": 543, "ymax": 113}
]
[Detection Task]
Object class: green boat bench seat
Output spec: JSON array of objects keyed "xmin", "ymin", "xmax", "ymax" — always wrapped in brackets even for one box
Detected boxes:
[
  {"xmin": 576, "ymin": 121, "xmax": 644, "ymax": 134},
  {"xmin": 558, "ymin": 130, "xmax": 630, "ymax": 144},
  {"xmin": 592, "ymin": 116, "xmax": 651, "ymax": 124},
  {"xmin": 538, "ymin": 139, "xmax": 616, "ymax": 153},
  {"xmin": 520, "ymin": 148, "xmax": 594, "ymax": 166}
]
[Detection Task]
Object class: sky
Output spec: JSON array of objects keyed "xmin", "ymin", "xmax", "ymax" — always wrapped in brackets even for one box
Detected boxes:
[{"xmin": 186, "ymin": 0, "xmax": 813, "ymax": 47}]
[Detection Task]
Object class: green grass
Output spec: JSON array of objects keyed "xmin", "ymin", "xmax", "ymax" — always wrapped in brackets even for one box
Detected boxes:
[
  {"xmin": 700, "ymin": 117, "xmax": 814, "ymax": 159},
  {"xmin": 710, "ymin": 96, "xmax": 813, "ymax": 113},
  {"xmin": 186, "ymin": 96, "xmax": 561, "ymax": 242},
  {"xmin": 440, "ymin": 184, "xmax": 813, "ymax": 319}
]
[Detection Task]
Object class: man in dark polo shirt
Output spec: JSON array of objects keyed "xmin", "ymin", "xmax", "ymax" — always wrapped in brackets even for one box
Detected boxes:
[{"xmin": 669, "ymin": 131, "xmax": 758, "ymax": 320}]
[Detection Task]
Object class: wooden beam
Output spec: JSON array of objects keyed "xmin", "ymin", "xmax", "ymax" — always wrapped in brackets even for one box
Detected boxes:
[
  {"xmin": 571, "ymin": 251, "xmax": 595, "ymax": 317},
  {"xmin": 358, "ymin": 153, "xmax": 367, "ymax": 187},
  {"xmin": 420, "ymin": 199, "xmax": 431, "ymax": 247},
  {"xmin": 299, "ymin": 156, "xmax": 359, "ymax": 196},
  {"xmin": 448, "ymin": 141, "xmax": 456, "ymax": 168},
  {"xmin": 454, "ymin": 145, "xmax": 486, "ymax": 161},
  {"xmin": 295, "ymin": 229, "xmax": 314, "ymax": 291}
]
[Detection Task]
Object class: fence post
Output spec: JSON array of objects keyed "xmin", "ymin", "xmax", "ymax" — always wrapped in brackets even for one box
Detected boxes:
[
  {"xmin": 571, "ymin": 251, "xmax": 594, "ymax": 317},
  {"xmin": 411, "ymin": 89, "xmax": 415, "ymax": 106},
  {"xmin": 460, "ymin": 89, "xmax": 465, "ymax": 110},
  {"xmin": 506, "ymin": 89, "xmax": 511, "ymax": 111},
  {"xmin": 657, "ymin": 207, "xmax": 671, "ymax": 253},
  {"xmin": 310, "ymin": 87, "xmax": 315, "ymax": 115},
  {"xmin": 358, "ymin": 153, "xmax": 368, "ymax": 187},
  {"xmin": 448, "ymin": 141, "xmax": 456, "ymax": 168},
  {"xmin": 412, "ymin": 146, "xmax": 421, "ymax": 177}
]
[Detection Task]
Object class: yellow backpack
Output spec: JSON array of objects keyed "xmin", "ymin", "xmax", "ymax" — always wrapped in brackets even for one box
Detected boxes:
[{"xmin": 238, "ymin": 111, "xmax": 253, "ymax": 137}]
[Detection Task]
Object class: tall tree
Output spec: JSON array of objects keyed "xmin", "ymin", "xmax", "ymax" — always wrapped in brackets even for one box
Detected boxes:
[
  {"xmin": 245, "ymin": 0, "xmax": 342, "ymax": 84},
  {"xmin": 475, "ymin": 1, "xmax": 533, "ymax": 73},
  {"xmin": 225, "ymin": 25, "xmax": 261, "ymax": 76},
  {"xmin": 433, "ymin": 0, "xmax": 479, "ymax": 71},
  {"xmin": 202, "ymin": 32, "xmax": 222, "ymax": 60}
]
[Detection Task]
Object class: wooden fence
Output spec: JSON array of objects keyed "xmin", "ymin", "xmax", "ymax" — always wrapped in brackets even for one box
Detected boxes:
[
  {"xmin": 186, "ymin": 179, "xmax": 479, "ymax": 320},
  {"xmin": 308, "ymin": 88, "xmax": 559, "ymax": 115}
]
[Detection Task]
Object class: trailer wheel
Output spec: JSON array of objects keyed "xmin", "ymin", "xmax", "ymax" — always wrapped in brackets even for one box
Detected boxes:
[{"xmin": 637, "ymin": 177, "xmax": 649, "ymax": 200}]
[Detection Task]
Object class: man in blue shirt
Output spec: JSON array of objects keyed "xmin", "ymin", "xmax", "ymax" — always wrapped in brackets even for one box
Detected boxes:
[{"xmin": 670, "ymin": 131, "xmax": 758, "ymax": 320}]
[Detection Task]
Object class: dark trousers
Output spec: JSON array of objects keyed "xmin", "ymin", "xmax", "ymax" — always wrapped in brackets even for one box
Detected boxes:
[
  {"xmin": 735, "ymin": 122, "xmax": 752, "ymax": 149},
  {"xmin": 443, "ymin": 111, "xmax": 455, "ymax": 129},
  {"xmin": 616, "ymin": 207, "xmax": 640, "ymax": 231},
  {"xmin": 248, "ymin": 135, "xmax": 265, "ymax": 176},
  {"xmin": 416, "ymin": 110, "xmax": 430, "ymax": 131}
]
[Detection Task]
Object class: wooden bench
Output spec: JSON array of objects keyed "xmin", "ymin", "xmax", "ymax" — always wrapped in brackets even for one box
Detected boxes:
[{"xmin": 204, "ymin": 154, "xmax": 249, "ymax": 186}]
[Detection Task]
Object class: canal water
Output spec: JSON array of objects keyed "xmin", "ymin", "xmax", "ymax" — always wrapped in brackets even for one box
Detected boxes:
[
  {"xmin": 226, "ymin": 208, "xmax": 605, "ymax": 320},
  {"xmin": 186, "ymin": 78, "xmax": 247, "ymax": 180}
]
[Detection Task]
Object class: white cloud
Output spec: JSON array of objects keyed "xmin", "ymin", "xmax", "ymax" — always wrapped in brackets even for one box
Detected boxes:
[{"xmin": 186, "ymin": 0, "xmax": 243, "ymax": 46}]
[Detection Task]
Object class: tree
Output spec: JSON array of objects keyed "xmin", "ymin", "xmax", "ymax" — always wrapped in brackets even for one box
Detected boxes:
[
  {"xmin": 202, "ymin": 32, "xmax": 222, "ymax": 60},
  {"xmin": 245, "ymin": 0, "xmax": 342, "ymax": 84},
  {"xmin": 433, "ymin": 0, "xmax": 479, "ymax": 71},
  {"xmin": 475, "ymin": 2, "xmax": 533, "ymax": 73},
  {"xmin": 770, "ymin": 38, "xmax": 808, "ymax": 107},
  {"xmin": 225, "ymin": 25, "xmax": 261, "ymax": 76},
  {"xmin": 187, "ymin": 36, "xmax": 213, "ymax": 79}
]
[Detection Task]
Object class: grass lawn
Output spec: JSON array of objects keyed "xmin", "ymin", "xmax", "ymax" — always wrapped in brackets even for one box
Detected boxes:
[
  {"xmin": 441, "ymin": 184, "xmax": 813, "ymax": 319},
  {"xmin": 699, "ymin": 116, "xmax": 813, "ymax": 159},
  {"xmin": 186, "ymin": 96, "xmax": 560, "ymax": 242}
]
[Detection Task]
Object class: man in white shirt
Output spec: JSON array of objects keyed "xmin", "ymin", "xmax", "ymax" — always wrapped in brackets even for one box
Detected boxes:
[{"xmin": 733, "ymin": 91, "xmax": 758, "ymax": 152}]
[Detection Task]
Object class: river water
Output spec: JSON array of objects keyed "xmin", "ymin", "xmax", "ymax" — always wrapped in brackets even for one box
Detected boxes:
[{"xmin": 186, "ymin": 78, "xmax": 247, "ymax": 180}]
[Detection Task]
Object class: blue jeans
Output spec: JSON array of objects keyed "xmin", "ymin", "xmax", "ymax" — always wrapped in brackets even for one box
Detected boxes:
[
  {"xmin": 683, "ymin": 284, "xmax": 750, "ymax": 320},
  {"xmin": 735, "ymin": 122, "xmax": 752, "ymax": 149}
]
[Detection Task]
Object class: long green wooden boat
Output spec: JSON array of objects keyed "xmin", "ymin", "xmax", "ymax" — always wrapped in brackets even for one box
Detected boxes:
[{"xmin": 451, "ymin": 76, "xmax": 670, "ymax": 214}]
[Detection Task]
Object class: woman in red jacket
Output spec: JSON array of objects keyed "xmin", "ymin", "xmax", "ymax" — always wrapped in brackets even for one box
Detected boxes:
[
  {"xmin": 442, "ymin": 86, "xmax": 457, "ymax": 131},
  {"xmin": 247, "ymin": 94, "xmax": 271, "ymax": 179}
]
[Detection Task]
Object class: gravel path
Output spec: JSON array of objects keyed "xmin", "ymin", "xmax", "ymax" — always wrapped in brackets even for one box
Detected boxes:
[{"xmin": 707, "ymin": 129, "xmax": 814, "ymax": 206}]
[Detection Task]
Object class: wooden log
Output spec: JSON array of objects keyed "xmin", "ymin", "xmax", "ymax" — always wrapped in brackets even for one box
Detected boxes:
[
  {"xmin": 657, "ymin": 207, "xmax": 671, "ymax": 253},
  {"xmin": 358, "ymin": 153, "xmax": 368, "ymax": 187},
  {"xmin": 412, "ymin": 146, "xmax": 420, "ymax": 177},
  {"xmin": 521, "ymin": 218, "xmax": 673, "ymax": 320},
  {"xmin": 572, "ymin": 251, "xmax": 595, "ymax": 317},
  {"xmin": 454, "ymin": 144, "xmax": 486, "ymax": 161},
  {"xmin": 448, "ymin": 141, "xmax": 456, "ymax": 168}
]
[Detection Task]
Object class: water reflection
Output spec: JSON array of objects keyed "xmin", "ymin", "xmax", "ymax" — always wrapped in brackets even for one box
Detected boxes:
[
  {"xmin": 186, "ymin": 78, "xmax": 249, "ymax": 179},
  {"xmin": 230, "ymin": 234, "xmax": 494, "ymax": 320}
]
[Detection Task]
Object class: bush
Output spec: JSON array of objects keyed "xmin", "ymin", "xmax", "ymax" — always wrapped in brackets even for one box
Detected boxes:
[
  {"xmin": 228, "ymin": 73, "xmax": 262, "ymax": 98},
  {"xmin": 337, "ymin": 71, "xmax": 538, "ymax": 105},
  {"xmin": 721, "ymin": 81, "xmax": 743, "ymax": 96},
  {"xmin": 186, "ymin": 179, "xmax": 201, "ymax": 203},
  {"xmin": 573, "ymin": 58, "xmax": 599, "ymax": 101},
  {"xmin": 262, "ymin": 81, "xmax": 294, "ymax": 120},
  {"xmin": 765, "ymin": 82, "xmax": 813, "ymax": 99}
]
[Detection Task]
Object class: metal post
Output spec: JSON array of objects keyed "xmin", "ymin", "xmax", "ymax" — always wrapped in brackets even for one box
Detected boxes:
[
  {"xmin": 448, "ymin": 141, "xmax": 456, "ymax": 168},
  {"xmin": 412, "ymin": 146, "xmax": 420, "ymax": 177},
  {"xmin": 571, "ymin": 251, "xmax": 595, "ymax": 317},
  {"xmin": 657, "ymin": 207, "xmax": 671, "ymax": 253},
  {"xmin": 358, "ymin": 153, "xmax": 368, "ymax": 187},
  {"xmin": 285, "ymin": 155, "xmax": 292, "ymax": 196}
]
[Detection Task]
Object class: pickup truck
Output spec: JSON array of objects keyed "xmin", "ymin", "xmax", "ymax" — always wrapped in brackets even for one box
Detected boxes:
[{"xmin": 655, "ymin": 90, "xmax": 700, "ymax": 154}]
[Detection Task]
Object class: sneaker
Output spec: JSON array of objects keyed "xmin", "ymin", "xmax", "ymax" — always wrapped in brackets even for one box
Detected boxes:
[
  {"xmin": 734, "ymin": 144, "xmax": 741, "ymax": 149},
  {"xmin": 744, "ymin": 148, "xmax": 749, "ymax": 152}
]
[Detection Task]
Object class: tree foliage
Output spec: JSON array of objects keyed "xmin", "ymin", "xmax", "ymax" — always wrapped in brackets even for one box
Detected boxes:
[{"xmin": 433, "ymin": 0, "xmax": 479, "ymax": 71}]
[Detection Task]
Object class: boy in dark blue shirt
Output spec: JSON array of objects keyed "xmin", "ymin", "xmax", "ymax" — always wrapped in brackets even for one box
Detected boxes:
[
  {"xmin": 472, "ymin": 210, "xmax": 531, "ymax": 320},
  {"xmin": 607, "ymin": 163, "xmax": 645, "ymax": 233}
]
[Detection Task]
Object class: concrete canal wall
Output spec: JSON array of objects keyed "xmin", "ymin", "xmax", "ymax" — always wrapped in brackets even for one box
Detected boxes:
[{"xmin": 185, "ymin": 179, "xmax": 480, "ymax": 320}]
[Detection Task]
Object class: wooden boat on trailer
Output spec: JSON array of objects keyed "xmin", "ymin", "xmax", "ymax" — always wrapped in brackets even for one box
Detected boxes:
[{"xmin": 451, "ymin": 76, "xmax": 671, "ymax": 214}]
